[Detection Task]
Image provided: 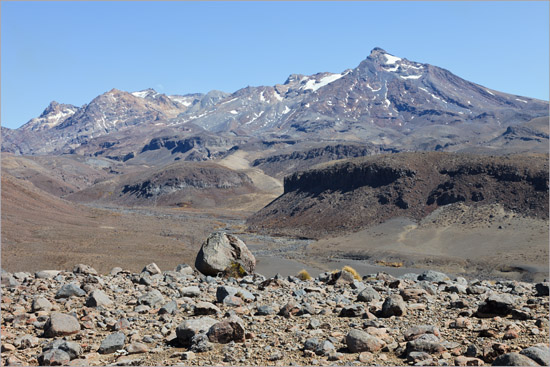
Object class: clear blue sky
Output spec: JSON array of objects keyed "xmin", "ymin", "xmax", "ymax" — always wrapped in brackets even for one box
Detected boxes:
[{"xmin": 1, "ymin": 1, "xmax": 548, "ymax": 129}]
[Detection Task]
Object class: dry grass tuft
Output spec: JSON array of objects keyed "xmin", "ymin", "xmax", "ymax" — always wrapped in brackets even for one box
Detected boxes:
[
  {"xmin": 342, "ymin": 265, "xmax": 361, "ymax": 280},
  {"xmin": 297, "ymin": 269, "xmax": 312, "ymax": 281}
]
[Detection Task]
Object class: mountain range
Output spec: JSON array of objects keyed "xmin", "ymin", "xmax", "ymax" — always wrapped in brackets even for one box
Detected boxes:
[{"xmin": 2, "ymin": 48, "xmax": 548, "ymax": 159}]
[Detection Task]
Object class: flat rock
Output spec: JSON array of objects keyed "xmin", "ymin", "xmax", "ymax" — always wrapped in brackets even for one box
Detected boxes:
[
  {"xmin": 142, "ymin": 263, "xmax": 161, "ymax": 275},
  {"xmin": 55, "ymin": 284, "xmax": 86, "ymax": 298},
  {"xmin": 39, "ymin": 349, "xmax": 71, "ymax": 366},
  {"xmin": 98, "ymin": 332, "xmax": 126, "ymax": 354},
  {"xmin": 357, "ymin": 285, "xmax": 381, "ymax": 302},
  {"xmin": 492, "ymin": 352, "xmax": 539, "ymax": 366},
  {"xmin": 35, "ymin": 270, "xmax": 61, "ymax": 279},
  {"xmin": 418, "ymin": 270, "xmax": 450, "ymax": 283},
  {"xmin": 346, "ymin": 329, "xmax": 386, "ymax": 353},
  {"xmin": 216, "ymin": 285, "xmax": 255, "ymax": 302},
  {"xmin": 137, "ymin": 289, "xmax": 164, "ymax": 307},
  {"xmin": 520, "ymin": 346, "xmax": 550, "ymax": 366},
  {"xmin": 176, "ymin": 317, "xmax": 218, "ymax": 347},
  {"xmin": 180, "ymin": 286, "xmax": 201, "ymax": 298},
  {"xmin": 193, "ymin": 301, "xmax": 220, "ymax": 315},
  {"xmin": 85, "ymin": 289, "xmax": 112, "ymax": 307},
  {"xmin": 32, "ymin": 296, "xmax": 53, "ymax": 312},
  {"xmin": 73, "ymin": 264, "xmax": 97, "ymax": 275},
  {"xmin": 44, "ymin": 313, "xmax": 81, "ymax": 337},
  {"xmin": 476, "ymin": 293, "xmax": 516, "ymax": 317}
]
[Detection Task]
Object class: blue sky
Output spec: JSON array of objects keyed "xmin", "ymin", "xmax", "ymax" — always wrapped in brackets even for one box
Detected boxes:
[{"xmin": 1, "ymin": 1, "xmax": 549, "ymax": 129}]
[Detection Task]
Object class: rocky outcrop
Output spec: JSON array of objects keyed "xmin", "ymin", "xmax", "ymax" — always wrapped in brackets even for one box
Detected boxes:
[
  {"xmin": 195, "ymin": 232, "xmax": 256, "ymax": 276},
  {"xmin": 248, "ymin": 152, "xmax": 548, "ymax": 238}
]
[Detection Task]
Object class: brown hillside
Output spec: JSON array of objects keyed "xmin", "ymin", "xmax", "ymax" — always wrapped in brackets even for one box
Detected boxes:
[{"xmin": 247, "ymin": 152, "xmax": 549, "ymax": 238}]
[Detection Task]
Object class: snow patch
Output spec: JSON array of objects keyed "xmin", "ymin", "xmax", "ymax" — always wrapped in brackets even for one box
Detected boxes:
[
  {"xmin": 132, "ymin": 91, "xmax": 149, "ymax": 98},
  {"xmin": 303, "ymin": 73, "xmax": 344, "ymax": 92},
  {"xmin": 485, "ymin": 89, "xmax": 495, "ymax": 96},
  {"xmin": 274, "ymin": 92, "xmax": 283, "ymax": 101},
  {"xmin": 282, "ymin": 106, "xmax": 291, "ymax": 114},
  {"xmin": 515, "ymin": 98, "xmax": 528, "ymax": 103},
  {"xmin": 400, "ymin": 74, "xmax": 422, "ymax": 80},
  {"xmin": 230, "ymin": 110, "xmax": 238, "ymax": 115},
  {"xmin": 383, "ymin": 54, "xmax": 402, "ymax": 65},
  {"xmin": 220, "ymin": 98, "xmax": 238, "ymax": 105},
  {"xmin": 260, "ymin": 91, "xmax": 266, "ymax": 102}
]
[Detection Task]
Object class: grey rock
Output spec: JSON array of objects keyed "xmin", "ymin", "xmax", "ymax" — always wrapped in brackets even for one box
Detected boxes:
[
  {"xmin": 357, "ymin": 285, "xmax": 381, "ymax": 302},
  {"xmin": 346, "ymin": 329, "xmax": 385, "ymax": 353},
  {"xmin": 418, "ymin": 270, "xmax": 450, "ymax": 283},
  {"xmin": 406, "ymin": 334, "xmax": 446, "ymax": 355},
  {"xmin": 216, "ymin": 285, "xmax": 255, "ymax": 303},
  {"xmin": 190, "ymin": 333, "xmax": 213, "ymax": 352},
  {"xmin": 195, "ymin": 232, "xmax": 256, "ymax": 276},
  {"xmin": 520, "ymin": 346, "xmax": 550, "ymax": 366},
  {"xmin": 13, "ymin": 334, "xmax": 39, "ymax": 349},
  {"xmin": 315, "ymin": 340, "xmax": 336, "ymax": 356},
  {"xmin": 193, "ymin": 301, "xmax": 221, "ymax": 315},
  {"xmin": 380, "ymin": 294, "xmax": 407, "ymax": 317},
  {"xmin": 138, "ymin": 289, "xmax": 164, "ymax": 307},
  {"xmin": 73, "ymin": 264, "xmax": 97, "ymax": 275},
  {"xmin": 32, "ymin": 296, "xmax": 53, "ymax": 312},
  {"xmin": 304, "ymin": 337, "xmax": 320, "ymax": 351},
  {"xmin": 476, "ymin": 293, "xmax": 516, "ymax": 317},
  {"xmin": 85, "ymin": 289, "xmax": 112, "ymax": 307},
  {"xmin": 404, "ymin": 325, "xmax": 440, "ymax": 341},
  {"xmin": 39, "ymin": 349, "xmax": 71, "ymax": 366},
  {"xmin": 256, "ymin": 305, "xmax": 276, "ymax": 316},
  {"xmin": 535, "ymin": 282, "xmax": 549, "ymax": 297},
  {"xmin": 55, "ymin": 283, "xmax": 86, "ymax": 298},
  {"xmin": 339, "ymin": 304, "xmax": 365, "ymax": 317},
  {"xmin": 44, "ymin": 313, "xmax": 81, "ymax": 337},
  {"xmin": 159, "ymin": 300, "xmax": 178, "ymax": 315},
  {"xmin": 180, "ymin": 286, "xmax": 201, "ymax": 297},
  {"xmin": 142, "ymin": 263, "xmax": 161, "ymax": 275},
  {"xmin": 175, "ymin": 264, "xmax": 194, "ymax": 275},
  {"xmin": 492, "ymin": 352, "xmax": 539, "ymax": 366},
  {"xmin": 98, "ymin": 332, "xmax": 126, "ymax": 354},
  {"xmin": 35, "ymin": 270, "xmax": 61, "ymax": 279},
  {"xmin": 176, "ymin": 317, "xmax": 218, "ymax": 347}
]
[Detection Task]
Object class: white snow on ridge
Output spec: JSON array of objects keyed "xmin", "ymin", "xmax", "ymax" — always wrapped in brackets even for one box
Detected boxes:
[
  {"xmin": 400, "ymin": 75, "xmax": 422, "ymax": 80},
  {"xmin": 168, "ymin": 96, "xmax": 193, "ymax": 106},
  {"xmin": 132, "ymin": 91, "xmax": 149, "ymax": 98},
  {"xmin": 282, "ymin": 106, "xmax": 291, "ymax": 114},
  {"xmin": 485, "ymin": 89, "xmax": 495, "ymax": 96},
  {"xmin": 515, "ymin": 98, "xmax": 528, "ymax": 104},
  {"xmin": 303, "ymin": 73, "xmax": 346, "ymax": 92},
  {"xmin": 220, "ymin": 98, "xmax": 238, "ymax": 105},
  {"xmin": 260, "ymin": 91, "xmax": 266, "ymax": 102},
  {"xmin": 230, "ymin": 110, "xmax": 238, "ymax": 115},
  {"xmin": 274, "ymin": 92, "xmax": 283, "ymax": 101},
  {"xmin": 366, "ymin": 84, "xmax": 381, "ymax": 92},
  {"xmin": 383, "ymin": 54, "xmax": 402, "ymax": 65}
]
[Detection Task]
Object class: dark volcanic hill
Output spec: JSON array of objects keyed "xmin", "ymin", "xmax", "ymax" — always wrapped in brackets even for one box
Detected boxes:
[
  {"xmin": 3, "ymin": 48, "xmax": 548, "ymax": 158},
  {"xmin": 247, "ymin": 152, "xmax": 549, "ymax": 238}
]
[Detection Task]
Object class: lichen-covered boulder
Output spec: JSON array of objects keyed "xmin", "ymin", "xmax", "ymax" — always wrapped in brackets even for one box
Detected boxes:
[{"xmin": 195, "ymin": 232, "xmax": 255, "ymax": 276}]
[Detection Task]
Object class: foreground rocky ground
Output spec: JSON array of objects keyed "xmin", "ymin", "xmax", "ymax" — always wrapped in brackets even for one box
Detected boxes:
[{"xmin": 1, "ymin": 262, "xmax": 549, "ymax": 366}]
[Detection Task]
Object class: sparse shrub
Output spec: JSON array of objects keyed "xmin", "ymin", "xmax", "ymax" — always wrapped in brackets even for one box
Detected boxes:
[
  {"xmin": 223, "ymin": 262, "xmax": 247, "ymax": 278},
  {"xmin": 297, "ymin": 269, "xmax": 312, "ymax": 281},
  {"xmin": 342, "ymin": 265, "xmax": 361, "ymax": 280},
  {"xmin": 376, "ymin": 260, "xmax": 404, "ymax": 268}
]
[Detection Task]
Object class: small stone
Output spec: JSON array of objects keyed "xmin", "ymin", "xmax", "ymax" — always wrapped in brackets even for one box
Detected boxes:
[
  {"xmin": 256, "ymin": 305, "xmax": 276, "ymax": 316},
  {"xmin": 175, "ymin": 264, "xmax": 194, "ymax": 275},
  {"xmin": 32, "ymin": 296, "xmax": 53, "ymax": 312},
  {"xmin": 126, "ymin": 342, "xmax": 148, "ymax": 354},
  {"xmin": 339, "ymin": 304, "xmax": 364, "ymax": 317},
  {"xmin": 406, "ymin": 334, "xmax": 446, "ymax": 355},
  {"xmin": 142, "ymin": 263, "xmax": 161, "ymax": 275},
  {"xmin": 73, "ymin": 264, "xmax": 97, "ymax": 275},
  {"xmin": 180, "ymin": 286, "xmax": 201, "ymax": 298},
  {"xmin": 492, "ymin": 352, "xmax": 539, "ymax": 366},
  {"xmin": 476, "ymin": 294, "xmax": 515, "ymax": 318},
  {"xmin": 400, "ymin": 288, "xmax": 428, "ymax": 301},
  {"xmin": 520, "ymin": 346, "xmax": 550, "ymax": 366},
  {"xmin": 216, "ymin": 285, "xmax": 255, "ymax": 303},
  {"xmin": 35, "ymin": 270, "xmax": 61, "ymax": 279},
  {"xmin": 346, "ymin": 329, "xmax": 386, "ymax": 353},
  {"xmin": 278, "ymin": 300, "xmax": 300, "ymax": 318},
  {"xmin": 181, "ymin": 351, "xmax": 195, "ymax": 360},
  {"xmin": 418, "ymin": 270, "xmax": 450, "ymax": 283},
  {"xmin": 159, "ymin": 300, "xmax": 178, "ymax": 315},
  {"xmin": 55, "ymin": 284, "xmax": 86, "ymax": 299},
  {"xmin": 404, "ymin": 325, "xmax": 440, "ymax": 341},
  {"xmin": 39, "ymin": 349, "xmax": 71, "ymax": 366},
  {"xmin": 176, "ymin": 317, "xmax": 218, "ymax": 347},
  {"xmin": 357, "ymin": 286, "xmax": 381, "ymax": 302},
  {"xmin": 450, "ymin": 317, "xmax": 473, "ymax": 329},
  {"xmin": 85, "ymin": 289, "xmax": 112, "ymax": 307},
  {"xmin": 380, "ymin": 294, "xmax": 407, "ymax": 318},
  {"xmin": 44, "ymin": 313, "xmax": 81, "ymax": 337},
  {"xmin": 535, "ymin": 282, "xmax": 549, "ymax": 297},
  {"xmin": 137, "ymin": 290, "xmax": 164, "ymax": 307},
  {"xmin": 455, "ymin": 356, "xmax": 484, "ymax": 366},
  {"xmin": 358, "ymin": 351, "xmax": 374, "ymax": 363},
  {"xmin": 193, "ymin": 301, "xmax": 220, "ymax": 316},
  {"xmin": 98, "ymin": 332, "xmax": 126, "ymax": 354}
]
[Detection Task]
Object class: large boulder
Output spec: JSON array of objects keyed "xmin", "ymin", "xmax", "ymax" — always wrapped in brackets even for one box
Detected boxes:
[{"xmin": 195, "ymin": 232, "xmax": 256, "ymax": 276}]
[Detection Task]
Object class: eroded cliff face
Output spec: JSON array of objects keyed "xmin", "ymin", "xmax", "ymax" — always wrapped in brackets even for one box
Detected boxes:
[{"xmin": 247, "ymin": 152, "xmax": 549, "ymax": 238}]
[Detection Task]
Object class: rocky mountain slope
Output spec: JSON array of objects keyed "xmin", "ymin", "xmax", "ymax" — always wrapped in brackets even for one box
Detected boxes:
[
  {"xmin": 3, "ymin": 48, "xmax": 548, "ymax": 158},
  {"xmin": 1, "ymin": 258, "xmax": 549, "ymax": 366},
  {"xmin": 247, "ymin": 152, "xmax": 549, "ymax": 238}
]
